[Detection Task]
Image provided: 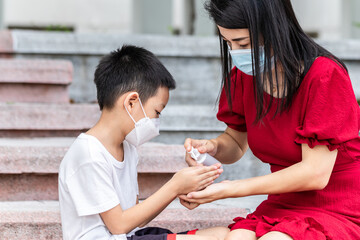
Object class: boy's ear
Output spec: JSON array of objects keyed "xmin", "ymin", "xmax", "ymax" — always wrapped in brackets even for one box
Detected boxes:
[{"xmin": 123, "ymin": 92, "xmax": 139, "ymax": 113}]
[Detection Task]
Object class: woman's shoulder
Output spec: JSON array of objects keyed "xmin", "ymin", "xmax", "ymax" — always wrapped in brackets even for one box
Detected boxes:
[{"xmin": 305, "ymin": 56, "xmax": 349, "ymax": 84}]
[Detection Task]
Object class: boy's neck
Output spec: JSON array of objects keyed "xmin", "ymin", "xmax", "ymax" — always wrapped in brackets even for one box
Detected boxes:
[{"xmin": 86, "ymin": 111, "xmax": 128, "ymax": 160}]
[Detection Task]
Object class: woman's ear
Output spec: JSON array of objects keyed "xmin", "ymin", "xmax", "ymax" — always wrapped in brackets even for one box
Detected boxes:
[{"xmin": 123, "ymin": 92, "xmax": 139, "ymax": 113}]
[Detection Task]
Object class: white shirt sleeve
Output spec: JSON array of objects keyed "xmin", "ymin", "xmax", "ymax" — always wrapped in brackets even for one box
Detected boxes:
[{"xmin": 66, "ymin": 161, "xmax": 120, "ymax": 216}]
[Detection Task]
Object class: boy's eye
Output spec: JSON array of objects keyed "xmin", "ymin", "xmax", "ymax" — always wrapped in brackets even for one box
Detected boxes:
[{"xmin": 156, "ymin": 111, "xmax": 161, "ymax": 116}]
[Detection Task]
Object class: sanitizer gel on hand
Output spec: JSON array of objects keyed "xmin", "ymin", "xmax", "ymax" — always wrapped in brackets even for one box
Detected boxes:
[{"xmin": 188, "ymin": 147, "xmax": 222, "ymax": 167}]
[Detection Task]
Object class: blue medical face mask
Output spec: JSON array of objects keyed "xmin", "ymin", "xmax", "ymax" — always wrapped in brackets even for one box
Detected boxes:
[{"xmin": 229, "ymin": 46, "xmax": 267, "ymax": 76}]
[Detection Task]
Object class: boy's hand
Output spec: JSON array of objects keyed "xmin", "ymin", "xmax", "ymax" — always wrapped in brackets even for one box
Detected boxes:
[
  {"xmin": 171, "ymin": 164, "xmax": 223, "ymax": 195},
  {"xmin": 184, "ymin": 138, "xmax": 218, "ymax": 167},
  {"xmin": 179, "ymin": 181, "xmax": 232, "ymax": 205},
  {"xmin": 179, "ymin": 196, "xmax": 200, "ymax": 210}
]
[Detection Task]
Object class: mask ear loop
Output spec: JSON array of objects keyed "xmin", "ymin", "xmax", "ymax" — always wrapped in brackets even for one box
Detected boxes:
[
  {"xmin": 124, "ymin": 97, "xmax": 148, "ymax": 124},
  {"xmin": 138, "ymin": 98, "xmax": 148, "ymax": 118},
  {"xmin": 124, "ymin": 102, "xmax": 136, "ymax": 124}
]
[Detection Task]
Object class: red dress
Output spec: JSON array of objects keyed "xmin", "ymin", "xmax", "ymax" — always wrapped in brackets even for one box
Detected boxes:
[{"xmin": 217, "ymin": 57, "xmax": 360, "ymax": 239}]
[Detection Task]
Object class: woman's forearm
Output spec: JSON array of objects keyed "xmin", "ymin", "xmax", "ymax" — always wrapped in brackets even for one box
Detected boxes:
[
  {"xmin": 225, "ymin": 160, "xmax": 332, "ymax": 198},
  {"xmin": 213, "ymin": 129, "xmax": 248, "ymax": 164},
  {"xmin": 181, "ymin": 145, "xmax": 337, "ymax": 206},
  {"xmin": 225, "ymin": 144, "xmax": 337, "ymax": 198}
]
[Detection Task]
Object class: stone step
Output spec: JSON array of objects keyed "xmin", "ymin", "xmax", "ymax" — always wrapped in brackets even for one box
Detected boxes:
[
  {"xmin": 0, "ymin": 200, "xmax": 251, "ymax": 240},
  {"xmin": 2, "ymin": 30, "xmax": 359, "ymax": 103},
  {"xmin": 0, "ymin": 103, "xmax": 226, "ymax": 141},
  {"xmin": 0, "ymin": 58, "xmax": 73, "ymax": 103},
  {"xmin": 0, "ymin": 138, "xmax": 188, "ymax": 200},
  {"xmin": 0, "ymin": 137, "xmax": 270, "ymax": 201}
]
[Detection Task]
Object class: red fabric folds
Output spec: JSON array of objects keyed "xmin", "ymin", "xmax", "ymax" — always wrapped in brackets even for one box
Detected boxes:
[
  {"xmin": 294, "ymin": 126, "xmax": 341, "ymax": 151},
  {"xmin": 229, "ymin": 215, "xmax": 330, "ymax": 240},
  {"xmin": 216, "ymin": 57, "xmax": 360, "ymax": 238}
]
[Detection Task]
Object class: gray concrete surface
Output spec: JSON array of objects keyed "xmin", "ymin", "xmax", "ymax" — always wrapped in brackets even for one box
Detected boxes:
[
  {"xmin": 0, "ymin": 30, "xmax": 357, "ymax": 183},
  {"xmin": 7, "ymin": 30, "xmax": 360, "ymax": 104}
]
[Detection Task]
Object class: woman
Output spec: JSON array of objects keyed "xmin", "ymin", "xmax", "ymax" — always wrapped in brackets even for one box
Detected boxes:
[{"xmin": 180, "ymin": 0, "xmax": 360, "ymax": 239}]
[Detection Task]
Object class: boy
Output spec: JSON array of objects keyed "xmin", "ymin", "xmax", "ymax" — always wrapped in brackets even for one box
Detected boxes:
[{"xmin": 59, "ymin": 45, "xmax": 229, "ymax": 240}]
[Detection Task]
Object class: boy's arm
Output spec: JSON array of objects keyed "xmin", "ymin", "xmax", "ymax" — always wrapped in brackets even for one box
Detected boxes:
[
  {"xmin": 134, "ymin": 196, "xmax": 156, "ymax": 227},
  {"xmin": 100, "ymin": 165, "xmax": 221, "ymax": 235}
]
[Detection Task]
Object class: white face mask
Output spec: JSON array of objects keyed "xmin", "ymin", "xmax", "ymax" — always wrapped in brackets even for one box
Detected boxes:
[{"xmin": 124, "ymin": 98, "xmax": 160, "ymax": 147}]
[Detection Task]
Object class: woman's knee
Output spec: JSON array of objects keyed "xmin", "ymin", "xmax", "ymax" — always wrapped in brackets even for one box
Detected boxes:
[
  {"xmin": 213, "ymin": 227, "xmax": 231, "ymax": 240},
  {"xmin": 258, "ymin": 231, "xmax": 293, "ymax": 240},
  {"xmin": 225, "ymin": 229, "xmax": 257, "ymax": 240},
  {"xmin": 194, "ymin": 226, "xmax": 230, "ymax": 240}
]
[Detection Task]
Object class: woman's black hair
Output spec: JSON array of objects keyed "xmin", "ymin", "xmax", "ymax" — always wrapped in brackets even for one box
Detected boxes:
[{"xmin": 205, "ymin": 0, "xmax": 347, "ymax": 122}]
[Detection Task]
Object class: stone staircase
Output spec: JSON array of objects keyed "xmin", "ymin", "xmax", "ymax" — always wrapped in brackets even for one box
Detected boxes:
[
  {"xmin": 0, "ymin": 200, "xmax": 248, "ymax": 240},
  {"xmin": 0, "ymin": 59, "xmax": 73, "ymax": 103},
  {"xmin": 0, "ymin": 137, "xmax": 190, "ymax": 200},
  {"xmin": 0, "ymin": 44, "xmax": 261, "ymax": 239},
  {"xmin": 1, "ymin": 30, "xmax": 358, "ymax": 239}
]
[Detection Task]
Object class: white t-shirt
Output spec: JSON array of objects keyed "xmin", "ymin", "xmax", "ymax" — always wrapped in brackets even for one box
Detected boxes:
[{"xmin": 59, "ymin": 133, "xmax": 139, "ymax": 240}]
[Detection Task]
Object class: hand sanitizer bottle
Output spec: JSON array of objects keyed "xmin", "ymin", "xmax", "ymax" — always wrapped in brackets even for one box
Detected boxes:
[{"xmin": 188, "ymin": 146, "xmax": 222, "ymax": 167}]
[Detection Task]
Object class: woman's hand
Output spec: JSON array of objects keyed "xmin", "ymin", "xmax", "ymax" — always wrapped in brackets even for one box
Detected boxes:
[
  {"xmin": 178, "ymin": 181, "xmax": 232, "ymax": 205},
  {"xmin": 184, "ymin": 138, "xmax": 218, "ymax": 166},
  {"xmin": 170, "ymin": 164, "xmax": 223, "ymax": 195}
]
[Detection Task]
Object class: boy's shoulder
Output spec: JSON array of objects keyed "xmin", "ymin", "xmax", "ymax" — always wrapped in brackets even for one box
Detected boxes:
[{"xmin": 59, "ymin": 133, "xmax": 109, "ymax": 177}]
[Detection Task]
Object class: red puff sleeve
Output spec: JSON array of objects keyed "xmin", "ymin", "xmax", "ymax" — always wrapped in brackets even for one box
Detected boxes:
[
  {"xmin": 217, "ymin": 68, "xmax": 247, "ymax": 132},
  {"xmin": 294, "ymin": 58, "xmax": 360, "ymax": 151}
]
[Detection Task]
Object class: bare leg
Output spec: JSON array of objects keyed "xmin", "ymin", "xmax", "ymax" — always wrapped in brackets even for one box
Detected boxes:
[
  {"xmin": 175, "ymin": 235, "xmax": 217, "ymax": 240},
  {"xmin": 225, "ymin": 229, "xmax": 257, "ymax": 240},
  {"xmin": 176, "ymin": 227, "xmax": 230, "ymax": 240},
  {"xmin": 196, "ymin": 227, "xmax": 230, "ymax": 240},
  {"xmin": 258, "ymin": 231, "xmax": 293, "ymax": 240}
]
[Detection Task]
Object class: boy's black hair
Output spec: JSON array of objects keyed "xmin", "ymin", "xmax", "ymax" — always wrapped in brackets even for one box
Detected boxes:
[{"xmin": 94, "ymin": 45, "xmax": 176, "ymax": 110}]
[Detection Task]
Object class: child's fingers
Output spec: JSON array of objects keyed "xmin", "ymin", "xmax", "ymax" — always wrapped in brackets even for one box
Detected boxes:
[
  {"xmin": 198, "ymin": 178, "xmax": 215, "ymax": 190},
  {"xmin": 199, "ymin": 172, "xmax": 219, "ymax": 186},
  {"xmin": 195, "ymin": 165, "xmax": 219, "ymax": 174},
  {"xmin": 198, "ymin": 168, "xmax": 223, "ymax": 181}
]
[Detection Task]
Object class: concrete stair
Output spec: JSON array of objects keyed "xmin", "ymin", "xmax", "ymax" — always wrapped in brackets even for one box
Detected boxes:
[
  {"xmin": 0, "ymin": 137, "xmax": 266, "ymax": 238},
  {"xmin": 0, "ymin": 138, "xmax": 189, "ymax": 200},
  {"xmin": 1, "ymin": 30, "xmax": 359, "ymax": 104},
  {"xmin": 0, "ymin": 102, "xmax": 226, "ymax": 142},
  {"xmin": 0, "ymin": 31, "xmax": 272, "ymax": 237},
  {"xmin": 0, "ymin": 59, "xmax": 73, "ymax": 103},
  {"xmin": 0, "ymin": 135, "xmax": 268, "ymax": 199},
  {"xmin": 0, "ymin": 200, "xmax": 250, "ymax": 240}
]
